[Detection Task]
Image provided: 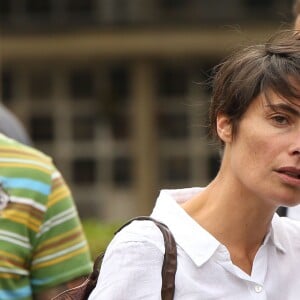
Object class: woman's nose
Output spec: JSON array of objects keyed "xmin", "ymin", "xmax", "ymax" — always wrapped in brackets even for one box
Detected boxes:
[
  {"xmin": 292, "ymin": 148, "xmax": 300, "ymax": 155},
  {"xmin": 290, "ymin": 136, "xmax": 300, "ymax": 156},
  {"xmin": 290, "ymin": 128, "xmax": 300, "ymax": 156}
]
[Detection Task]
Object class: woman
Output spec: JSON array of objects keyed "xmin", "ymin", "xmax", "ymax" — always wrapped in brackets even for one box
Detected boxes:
[
  {"xmin": 89, "ymin": 30, "xmax": 300, "ymax": 299},
  {"xmin": 285, "ymin": 0, "xmax": 300, "ymax": 220}
]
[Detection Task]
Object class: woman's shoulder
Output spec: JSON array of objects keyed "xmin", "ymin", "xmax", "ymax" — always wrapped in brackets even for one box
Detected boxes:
[
  {"xmin": 89, "ymin": 220, "xmax": 167, "ymax": 299},
  {"xmin": 107, "ymin": 219, "xmax": 166, "ymax": 254}
]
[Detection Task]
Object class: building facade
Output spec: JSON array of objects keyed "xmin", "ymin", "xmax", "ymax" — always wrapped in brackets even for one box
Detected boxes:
[{"xmin": 0, "ymin": 0, "xmax": 293, "ymax": 220}]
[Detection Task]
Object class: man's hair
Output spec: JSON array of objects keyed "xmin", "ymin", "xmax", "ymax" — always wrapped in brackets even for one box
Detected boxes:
[
  {"xmin": 209, "ymin": 30, "xmax": 300, "ymax": 146},
  {"xmin": 293, "ymin": 0, "xmax": 300, "ymax": 16}
]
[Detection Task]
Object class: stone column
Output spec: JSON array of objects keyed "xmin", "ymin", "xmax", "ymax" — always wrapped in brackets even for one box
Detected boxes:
[{"xmin": 131, "ymin": 61, "xmax": 157, "ymax": 215}]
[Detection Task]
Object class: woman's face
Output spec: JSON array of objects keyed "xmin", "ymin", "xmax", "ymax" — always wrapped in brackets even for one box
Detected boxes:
[
  {"xmin": 222, "ymin": 90, "xmax": 300, "ymax": 208},
  {"xmin": 295, "ymin": 15, "xmax": 300, "ymax": 31}
]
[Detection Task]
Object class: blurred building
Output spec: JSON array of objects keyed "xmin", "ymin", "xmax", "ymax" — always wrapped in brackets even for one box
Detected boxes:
[{"xmin": 0, "ymin": 0, "xmax": 293, "ymax": 220}]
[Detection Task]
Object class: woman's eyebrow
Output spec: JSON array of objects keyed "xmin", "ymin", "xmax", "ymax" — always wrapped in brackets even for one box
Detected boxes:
[{"xmin": 265, "ymin": 103, "xmax": 300, "ymax": 116}]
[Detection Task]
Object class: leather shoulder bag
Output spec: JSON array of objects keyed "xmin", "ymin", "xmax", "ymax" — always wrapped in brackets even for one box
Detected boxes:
[{"xmin": 52, "ymin": 216, "xmax": 177, "ymax": 300}]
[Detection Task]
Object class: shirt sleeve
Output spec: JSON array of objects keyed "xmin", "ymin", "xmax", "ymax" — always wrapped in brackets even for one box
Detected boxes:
[
  {"xmin": 30, "ymin": 166, "xmax": 92, "ymax": 293},
  {"xmin": 89, "ymin": 225, "xmax": 164, "ymax": 299}
]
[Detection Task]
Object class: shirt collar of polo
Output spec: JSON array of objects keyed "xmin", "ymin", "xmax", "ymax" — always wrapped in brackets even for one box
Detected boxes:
[
  {"xmin": 151, "ymin": 187, "xmax": 221, "ymax": 267},
  {"xmin": 151, "ymin": 187, "xmax": 287, "ymax": 268}
]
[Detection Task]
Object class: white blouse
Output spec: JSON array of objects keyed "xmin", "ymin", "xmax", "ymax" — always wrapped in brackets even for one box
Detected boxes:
[
  {"xmin": 89, "ymin": 188, "xmax": 300, "ymax": 300},
  {"xmin": 287, "ymin": 205, "xmax": 300, "ymax": 220}
]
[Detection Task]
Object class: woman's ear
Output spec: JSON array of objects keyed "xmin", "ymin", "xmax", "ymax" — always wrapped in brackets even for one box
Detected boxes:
[{"xmin": 216, "ymin": 113, "xmax": 232, "ymax": 143}]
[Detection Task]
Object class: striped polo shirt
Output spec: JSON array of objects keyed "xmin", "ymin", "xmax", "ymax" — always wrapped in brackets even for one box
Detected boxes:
[{"xmin": 0, "ymin": 134, "xmax": 92, "ymax": 299}]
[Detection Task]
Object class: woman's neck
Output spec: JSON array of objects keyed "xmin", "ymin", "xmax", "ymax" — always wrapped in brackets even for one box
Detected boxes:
[{"xmin": 181, "ymin": 173, "xmax": 276, "ymax": 275}]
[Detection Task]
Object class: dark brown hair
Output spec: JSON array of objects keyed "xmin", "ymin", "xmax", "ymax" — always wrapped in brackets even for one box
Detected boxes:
[{"xmin": 209, "ymin": 30, "xmax": 300, "ymax": 146}]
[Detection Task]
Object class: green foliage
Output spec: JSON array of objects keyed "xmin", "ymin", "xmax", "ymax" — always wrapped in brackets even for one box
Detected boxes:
[{"xmin": 82, "ymin": 219, "xmax": 121, "ymax": 259}]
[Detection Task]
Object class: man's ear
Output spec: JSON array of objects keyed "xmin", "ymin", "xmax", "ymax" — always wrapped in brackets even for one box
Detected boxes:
[{"xmin": 216, "ymin": 113, "xmax": 232, "ymax": 143}]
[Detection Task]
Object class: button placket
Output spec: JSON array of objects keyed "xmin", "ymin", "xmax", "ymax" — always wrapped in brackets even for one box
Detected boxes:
[{"xmin": 254, "ymin": 285, "xmax": 263, "ymax": 293}]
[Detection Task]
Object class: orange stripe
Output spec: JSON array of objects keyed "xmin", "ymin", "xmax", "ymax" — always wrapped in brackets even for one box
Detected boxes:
[
  {"xmin": 7, "ymin": 203, "xmax": 44, "ymax": 220},
  {"xmin": 2, "ymin": 211, "xmax": 40, "ymax": 232},
  {"xmin": 48, "ymin": 188, "xmax": 70, "ymax": 207},
  {"xmin": 36, "ymin": 231, "xmax": 82, "ymax": 254},
  {"xmin": 36, "ymin": 226, "xmax": 81, "ymax": 250},
  {"xmin": 0, "ymin": 273, "xmax": 20, "ymax": 279}
]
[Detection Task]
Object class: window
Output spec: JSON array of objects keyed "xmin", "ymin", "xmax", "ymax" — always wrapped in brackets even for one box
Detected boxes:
[
  {"xmin": 0, "ymin": 0, "xmax": 11, "ymax": 18},
  {"xmin": 113, "ymin": 156, "xmax": 132, "ymax": 187},
  {"xmin": 69, "ymin": 69, "xmax": 95, "ymax": 100},
  {"xmin": 29, "ymin": 71, "xmax": 53, "ymax": 100},
  {"xmin": 26, "ymin": 0, "xmax": 51, "ymax": 15},
  {"xmin": 243, "ymin": 0, "xmax": 274, "ymax": 9},
  {"xmin": 110, "ymin": 112, "xmax": 130, "ymax": 139},
  {"xmin": 158, "ymin": 67, "xmax": 188, "ymax": 97},
  {"xmin": 242, "ymin": 0, "xmax": 275, "ymax": 19},
  {"xmin": 160, "ymin": 0, "xmax": 186, "ymax": 10},
  {"xmin": 72, "ymin": 115, "xmax": 95, "ymax": 140},
  {"xmin": 30, "ymin": 116, "xmax": 54, "ymax": 141},
  {"xmin": 158, "ymin": 113, "xmax": 188, "ymax": 139},
  {"xmin": 110, "ymin": 67, "xmax": 129, "ymax": 102},
  {"xmin": 105, "ymin": 0, "xmax": 132, "ymax": 25},
  {"xmin": 161, "ymin": 156, "xmax": 190, "ymax": 182},
  {"xmin": 1, "ymin": 71, "xmax": 13, "ymax": 103},
  {"xmin": 66, "ymin": 0, "xmax": 94, "ymax": 14},
  {"xmin": 72, "ymin": 158, "xmax": 97, "ymax": 184}
]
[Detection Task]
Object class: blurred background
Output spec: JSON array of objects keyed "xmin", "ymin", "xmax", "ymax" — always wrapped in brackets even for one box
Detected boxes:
[{"xmin": 0, "ymin": 1, "xmax": 295, "ymax": 252}]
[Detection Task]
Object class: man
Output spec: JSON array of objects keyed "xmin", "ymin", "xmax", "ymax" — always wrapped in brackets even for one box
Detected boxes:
[
  {"xmin": 0, "ymin": 132, "xmax": 92, "ymax": 299},
  {"xmin": 0, "ymin": 103, "xmax": 32, "ymax": 146}
]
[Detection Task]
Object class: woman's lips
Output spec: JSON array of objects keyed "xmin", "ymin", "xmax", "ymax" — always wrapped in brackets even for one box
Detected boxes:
[{"xmin": 276, "ymin": 167, "xmax": 300, "ymax": 186}]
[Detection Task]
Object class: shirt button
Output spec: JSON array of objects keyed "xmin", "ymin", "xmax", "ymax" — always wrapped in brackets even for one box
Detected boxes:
[{"xmin": 254, "ymin": 285, "xmax": 263, "ymax": 293}]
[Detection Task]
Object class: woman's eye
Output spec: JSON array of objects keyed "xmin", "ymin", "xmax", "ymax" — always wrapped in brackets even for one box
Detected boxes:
[{"xmin": 272, "ymin": 115, "xmax": 289, "ymax": 124}]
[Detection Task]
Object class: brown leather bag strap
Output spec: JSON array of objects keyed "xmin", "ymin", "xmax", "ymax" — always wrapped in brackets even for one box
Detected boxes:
[
  {"xmin": 115, "ymin": 216, "xmax": 177, "ymax": 300},
  {"xmin": 51, "ymin": 216, "xmax": 177, "ymax": 300}
]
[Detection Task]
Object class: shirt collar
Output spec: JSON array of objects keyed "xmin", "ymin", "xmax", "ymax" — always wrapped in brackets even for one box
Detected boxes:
[
  {"xmin": 151, "ymin": 188, "xmax": 287, "ymax": 268},
  {"xmin": 151, "ymin": 188, "xmax": 221, "ymax": 267},
  {"xmin": 268, "ymin": 214, "xmax": 288, "ymax": 253}
]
